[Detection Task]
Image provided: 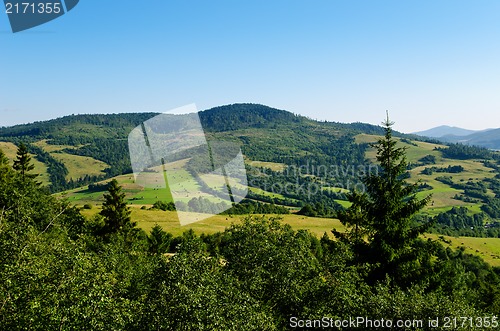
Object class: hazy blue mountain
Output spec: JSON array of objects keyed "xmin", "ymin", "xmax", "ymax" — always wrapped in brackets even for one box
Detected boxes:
[
  {"xmin": 413, "ymin": 125, "xmax": 478, "ymax": 138},
  {"xmin": 447, "ymin": 128, "xmax": 500, "ymax": 150},
  {"xmin": 414, "ymin": 125, "xmax": 500, "ymax": 150}
]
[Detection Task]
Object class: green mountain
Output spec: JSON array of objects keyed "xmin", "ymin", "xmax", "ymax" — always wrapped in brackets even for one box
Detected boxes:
[
  {"xmin": 2, "ymin": 103, "xmax": 500, "ymax": 235},
  {"xmin": 0, "ymin": 104, "xmax": 386, "ymax": 190}
]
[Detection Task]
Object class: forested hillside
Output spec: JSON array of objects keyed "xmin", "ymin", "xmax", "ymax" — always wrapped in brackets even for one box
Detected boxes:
[{"xmin": 0, "ymin": 104, "xmax": 389, "ymax": 194}]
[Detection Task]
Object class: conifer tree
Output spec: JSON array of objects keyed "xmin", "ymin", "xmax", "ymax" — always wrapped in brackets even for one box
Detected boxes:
[
  {"xmin": 100, "ymin": 179, "xmax": 133, "ymax": 235},
  {"xmin": 333, "ymin": 113, "xmax": 434, "ymax": 284},
  {"xmin": 13, "ymin": 143, "xmax": 37, "ymax": 181},
  {"xmin": 148, "ymin": 224, "xmax": 172, "ymax": 254}
]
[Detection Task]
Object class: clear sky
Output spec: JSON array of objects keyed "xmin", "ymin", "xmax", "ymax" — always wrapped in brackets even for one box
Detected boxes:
[{"xmin": 1, "ymin": 0, "xmax": 500, "ymax": 133}]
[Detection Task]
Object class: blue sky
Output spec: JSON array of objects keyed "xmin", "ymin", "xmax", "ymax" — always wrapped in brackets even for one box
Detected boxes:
[{"xmin": 1, "ymin": 0, "xmax": 500, "ymax": 132}]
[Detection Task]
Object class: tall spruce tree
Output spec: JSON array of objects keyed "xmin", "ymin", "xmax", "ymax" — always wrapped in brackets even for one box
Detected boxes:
[
  {"xmin": 333, "ymin": 113, "xmax": 434, "ymax": 285},
  {"xmin": 100, "ymin": 179, "xmax": 133, "ymax": 235},
  {"xmin": 13, "ymin": 143, "xmax": 37, "ymax": 181}
]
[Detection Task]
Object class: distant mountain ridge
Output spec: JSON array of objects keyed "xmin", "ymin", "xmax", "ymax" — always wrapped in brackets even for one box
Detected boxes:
[
  {"xmin": 413, "ymin": 125, "xmax": 479, "ymax": 138},
  {"xmin": 443, "ymin": 128, "xmax": 500, "ymax": 150},
  {"xmin": 414, "ymin": 125, "xmax": 500, "ymax": 150}
]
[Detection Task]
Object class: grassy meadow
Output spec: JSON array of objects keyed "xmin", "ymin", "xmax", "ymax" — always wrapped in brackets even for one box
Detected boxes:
[
  {"xmin": 80, "ymin": 205, "xmax": 345, "ymax": 238},
  {"xmin": 77, "ymin": 204, "xmax": 500, "ymax": 267}
]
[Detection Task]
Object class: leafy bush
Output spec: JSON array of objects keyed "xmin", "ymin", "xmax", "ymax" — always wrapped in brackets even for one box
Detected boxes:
[{"xmin": 151, "ymin": 200, "xmax": 176, "ymax": 211}]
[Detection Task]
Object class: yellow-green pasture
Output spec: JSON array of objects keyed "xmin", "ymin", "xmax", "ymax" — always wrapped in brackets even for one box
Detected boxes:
[
  {"xmin": 80, "ymin": 205, "xmax": 344, "ymax": 238},
  {"xmin": 425, "ymin": 233, "xmax": 500, "ymax": 267}
]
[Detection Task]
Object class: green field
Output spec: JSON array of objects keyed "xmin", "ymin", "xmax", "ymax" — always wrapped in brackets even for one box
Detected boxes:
[
  {"xmin": 248, "ymin": 160, "xmax": 286, "ymax": 171},
  {"xmin": 249, "ymin": 186, "xmax": 293, "ymax": 200},
  {"xmin": 355, "ymin": 134, "xmax": 447, "ymax": 163},
  {"xmin": 57, "ymin": 173, "xmax": 173, "ymax": 205},
  {"xmin": 2, "ymin": 140, "xmax": 108, "ymax": 183},
  {"xmin": 54, "ymin": 153, "xmax": 108, "ymax": 180},
  {"xmin": 355, "ymin": 134, "xmax": 496, "ymax": 215},
  {"xmin": 32, "ymin": 139, "xmax": 77, "ymax": 152}
]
